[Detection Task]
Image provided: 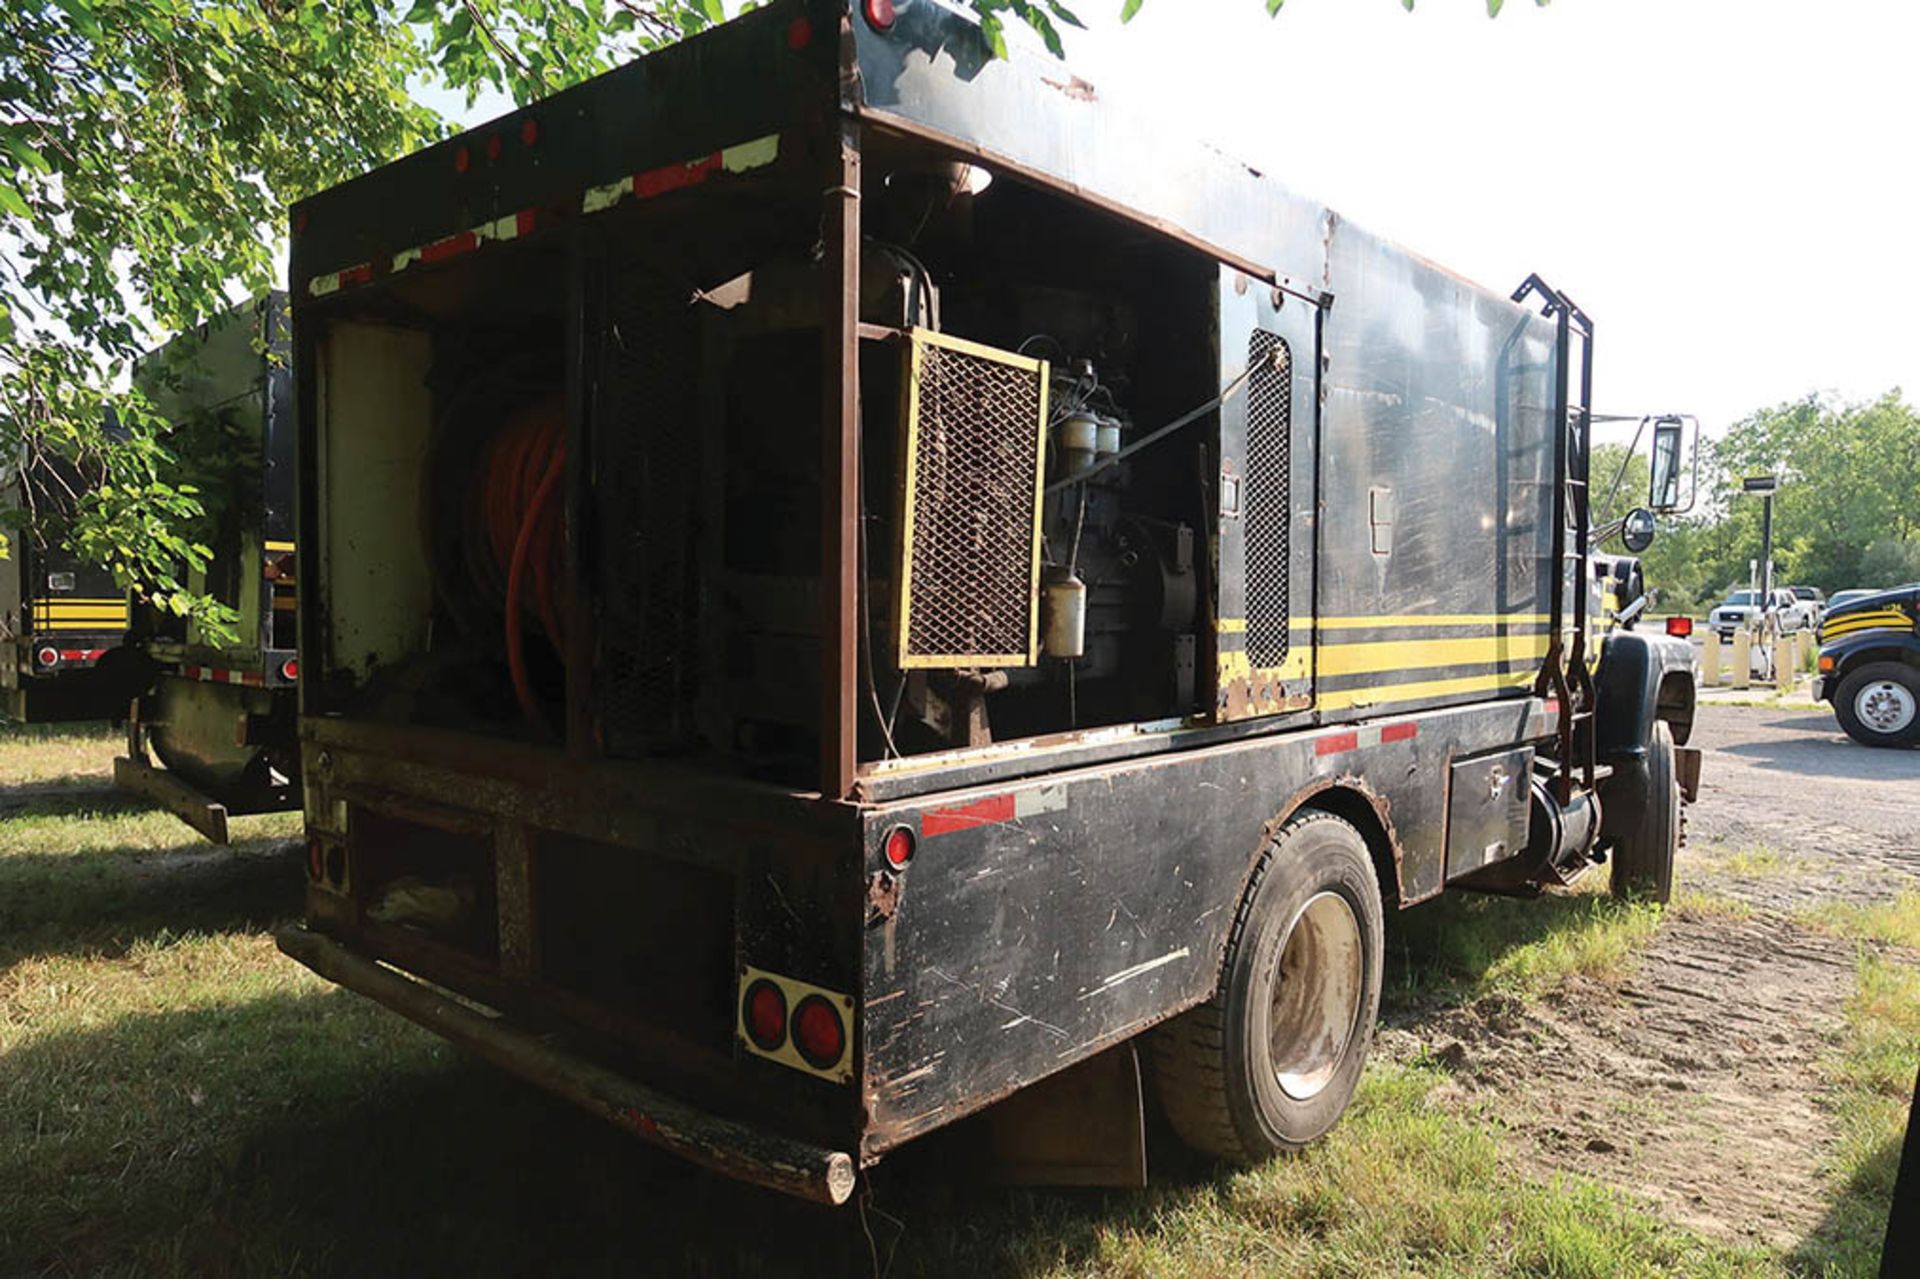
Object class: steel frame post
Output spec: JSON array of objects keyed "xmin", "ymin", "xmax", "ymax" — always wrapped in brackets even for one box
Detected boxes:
[{"xmin": 820, "ymin": 120, "xmax": 862, "ymax": 799}]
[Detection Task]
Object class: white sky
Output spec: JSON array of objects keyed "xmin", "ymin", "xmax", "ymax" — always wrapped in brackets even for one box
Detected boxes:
[{"xmin": 425, "ymin": 0, "xmax": 1919, "ymax": 440}]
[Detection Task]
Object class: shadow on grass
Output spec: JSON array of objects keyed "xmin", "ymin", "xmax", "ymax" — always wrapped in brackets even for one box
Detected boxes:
[
  {"xmin": 0, "ymin": 838, "xmax": 303, "ymax": 969},
  {"xmin": 1, "ymin": 985, "xmax": 1196, "ymax": 1278},
  {"xmin": 1787, "ymin": 1124, "xmax": 1901, "ymax": 1277}
]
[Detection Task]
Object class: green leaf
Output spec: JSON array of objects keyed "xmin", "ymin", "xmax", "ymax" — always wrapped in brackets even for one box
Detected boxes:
[
  {"xmin": 1488, "ymin": 0, "xmax": 1504, "ymax": 14},
  {"xmin": 1120, "ymin": 0, "xmax": 1144, "ymax": 22},
  {"xmin": 0, "ymin": 181, "xmax": 28, "ymax": 219},
  {"xmin": 1267, "ymin": 0, "xmax": 1285, "ymax": 13}
]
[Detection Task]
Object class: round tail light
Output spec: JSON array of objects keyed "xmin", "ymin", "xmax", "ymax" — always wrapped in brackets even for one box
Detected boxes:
[
  {"xmin": 883, "ymin": 825, "xmax": 916, "ymax": 869},
  {"xmin": 792, "ymin": 995, "xmax": 846, "ymax": 1069},
  {"xmin": 863, "ymin": 0, "xmax": 895, "ymax": 32},
  {"xmin": 35, "ymin": 646, "xmax": 59, "ymax": 669},
  {"xmin": 281, "ymin": 658, "xmax": 299, "ymax": 681},
  {"xmin": 743, "ymin": 979, "xmax": 788, "ymax": 1051}
]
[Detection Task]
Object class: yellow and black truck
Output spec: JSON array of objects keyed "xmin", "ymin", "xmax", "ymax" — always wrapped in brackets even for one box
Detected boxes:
[
  {"xmin": 1814, "ymin": 585, "xmax": 1920, "ymax": 747},
  {"xmin": 277, "ymin": 1, "xmax": 1701, "ymax": 1204},
  {"xmin": 0, "ymin": 459, "xmax": 134, "ymax": 724}
]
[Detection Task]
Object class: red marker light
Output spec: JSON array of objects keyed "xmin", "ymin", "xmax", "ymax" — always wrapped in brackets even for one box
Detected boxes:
[
  {"xmin": 520, "ymin": 116, "xmax": 539, "ymax": 147},
  {"xmin": 786, "ymin": 15, "xmax": 813, "ymax": 49},
  {"xmin": 792, "ymin": 995, "xmax": 846, "ymax": 1069},
  {"xmin": 485, "ymin": 134, "xmax": 502, "ymax": 163},
  {"xmin": 454, "ymin": 145, "xmax": 470, "ymax": 174},
  {"xmin": 883, "ymin": 825, "xmax": 916, "ymax": 870},
  {"xmin": 863, "ymin": 0, "xmax": 895, "ymax": 32},
  {"xmin": 743, "ymin": 979, "xmax": 787, "ymax": 1051},
  {"xmin": 281, "ymin": 658, "xmax": 299, "ymax": 682},
  {"xmin": 1666, "ymin": 616, "xmax": 1694, "ymax": 638},
  {"xmin": 34, "ymin": 646, "xmax": 59, "ymax": 669},
  {"xmin": 307, "ymin": 838, "xmax": 325, "ymax": 881}
]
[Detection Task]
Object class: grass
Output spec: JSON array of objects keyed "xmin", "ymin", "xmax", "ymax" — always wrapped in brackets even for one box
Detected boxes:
[
  {"xmin": 1708, "ymin": 845, "xmax": 1807, "ymax": 878},
  {"xmin": 0, "ymin": 721, "xmax": 1897, "ymax": 1276},
  {"xmin": 1803, "ymin": 890, "xmax": 1920, "ymax": 951},
  {"xmin": 0, "ymin": 721, "xmax": 122, "ymax": 789},
  {"xmin": 1387, "ymin": 877, "xmax": 1664, "ymax": 1002}
]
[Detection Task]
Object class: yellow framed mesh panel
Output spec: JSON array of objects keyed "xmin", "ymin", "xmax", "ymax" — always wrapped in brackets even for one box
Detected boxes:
[{"xmin": 894, "ymin": 329, "xmax": 1050, "ymax": 669}]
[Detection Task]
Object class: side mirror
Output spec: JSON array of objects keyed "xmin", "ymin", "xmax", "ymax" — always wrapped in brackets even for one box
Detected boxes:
[
  {"xmin": 1649, "ymin": 417, "xmax": 1685, "ymax": 512},
  {"xmin": 1621, "ymin": 507, "xmax": 1656, "ymax": 554}
]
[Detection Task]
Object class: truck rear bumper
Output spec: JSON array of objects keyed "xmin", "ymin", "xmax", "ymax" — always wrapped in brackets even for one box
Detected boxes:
[{"xmin": 275, "ymin": 925, "xmax": 857, "ymax": 1205}]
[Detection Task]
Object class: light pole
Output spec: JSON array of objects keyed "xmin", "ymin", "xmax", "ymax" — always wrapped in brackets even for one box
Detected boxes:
[{"xmin": 1743, "ymin": 474, "xmax": 1781, "ymax": 679}]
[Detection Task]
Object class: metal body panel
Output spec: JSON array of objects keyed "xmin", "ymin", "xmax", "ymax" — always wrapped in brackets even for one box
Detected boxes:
[{"xmin": 856, "ymin": 694, "xmax": 1554, "ymax": 1156}]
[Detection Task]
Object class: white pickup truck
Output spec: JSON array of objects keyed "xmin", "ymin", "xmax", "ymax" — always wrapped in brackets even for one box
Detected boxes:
[{"xmin": 1709, "ymin": 587, "xmax": 1807, "ymax": 641}]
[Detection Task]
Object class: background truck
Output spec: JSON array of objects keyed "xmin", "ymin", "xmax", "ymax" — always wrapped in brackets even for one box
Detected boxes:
[
  {"xmin": 1, "ymin": 452, "xmax": 135, "ymax": 724},
  {"xmin": 1814, "ymin": 584, "xmax": 1920, "ymax": 747},
  {"xmin": 113, "ymin": 293, "xmax": 303, "ymax": 841},
  {"xmin": 278, "ymin": 0, "xmax": 1699, "ymax": 1205}
]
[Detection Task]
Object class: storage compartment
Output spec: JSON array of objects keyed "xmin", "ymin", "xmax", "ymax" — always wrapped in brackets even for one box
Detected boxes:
[{"xmin": 1444, "ymin": 746, "xmax": 1534, "ymax": 878}]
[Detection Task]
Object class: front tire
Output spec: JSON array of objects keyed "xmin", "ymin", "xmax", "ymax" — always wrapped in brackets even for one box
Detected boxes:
[
  {"xmin": 1150, "ymin": 810, "xmax": 1384, "ymax": 1162},
  {"xmin": 1833, "ymin": 661, "xmax": 1920, "ymax": 749},
  {"xmin": 1612, "ymin": 720, "xmax": 1680, "ymax": 903}
]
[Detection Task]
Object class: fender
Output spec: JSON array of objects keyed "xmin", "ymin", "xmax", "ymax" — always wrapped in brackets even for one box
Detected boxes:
[
  {"xmin": 1592, "ymin": 631, "xmax": 1697, "ymax": 763},
  {"xmin": 1815, "ymin": 629, "xmax": 1920, "ymax": 703}
]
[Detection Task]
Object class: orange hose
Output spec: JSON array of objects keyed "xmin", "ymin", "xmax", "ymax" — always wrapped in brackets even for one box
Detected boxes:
[{"xmin": 471, "ymin": 392, "xmax": 567, "ymax": 737}]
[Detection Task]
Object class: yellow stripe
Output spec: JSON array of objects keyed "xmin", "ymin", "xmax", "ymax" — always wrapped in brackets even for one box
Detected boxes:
[
  {"xmin": 35, "ymin": 609, "xmax": 128, "ymax": 623},
  {"xmin": 1318, "ymin": 669, "xmax": 1535, "ymax": 711},
  {"xmin": 1316, "ymin": 633, "xmax": 1549, "ymax": 677},
  {"xmin": 1218, "ymin": 613, "xmax": 1551, "ymax": 635},
  {"xmin": 35, "ymin": 621, "xmax": 123, "ymax": 632},
  {"xmin": 264, "ymin": 540, "xmax": 296, "ymax": 553},
  {"xmin": 1317, "ymin": 613, "xmax": 1550, "ymax": 629},
  {"xmin": 36, "ymin": 597, "xmax": 125, "ymax": 607}
]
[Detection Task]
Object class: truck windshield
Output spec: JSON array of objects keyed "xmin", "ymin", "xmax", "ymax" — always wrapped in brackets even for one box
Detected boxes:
[{"xmin": 1724, "ymin": 591, "xmax": 1758, "ymax": 606}]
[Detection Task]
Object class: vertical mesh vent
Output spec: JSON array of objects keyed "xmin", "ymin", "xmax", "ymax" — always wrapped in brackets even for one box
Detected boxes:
[
  {"xmin": 595, "ymin": 262, "xmax": 702, "ymax": 755},
  {"xmin": 1244, "ymin": 331, "xmax": 1293, "ymax": 670},
  {"xmin": 896, "ymin": 331, "xmax": 1049, "ymax": 668}
]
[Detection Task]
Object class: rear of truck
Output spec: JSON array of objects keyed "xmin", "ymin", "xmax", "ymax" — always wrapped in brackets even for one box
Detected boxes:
[{"xmin": 114, "ymin": 294, "xmax": 302, "ymax": 842}]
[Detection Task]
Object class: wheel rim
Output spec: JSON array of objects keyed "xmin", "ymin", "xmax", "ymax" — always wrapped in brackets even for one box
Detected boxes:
[
  {"xmin": 1269, "ymin": 890, "xmax": 1365, "ymax": 1101},
  {"xmin": 1855, "ymin": 679, "xmax": 1917, "ymax": 734}
]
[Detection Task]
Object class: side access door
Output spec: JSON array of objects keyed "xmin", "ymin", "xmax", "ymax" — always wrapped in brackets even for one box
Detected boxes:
[{"xmin": 1212, "ymin": 267, "xmax": 1321, "ymax": 723}]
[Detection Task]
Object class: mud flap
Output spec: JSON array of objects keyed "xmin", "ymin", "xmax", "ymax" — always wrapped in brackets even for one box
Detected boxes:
[
  {"xmin": 979, "ymin": 1040, "xmax": 1147, "ymax": 1188},
  {"xmin": 1673, "ymin": 746, "xmax": 1702, "ymax": 804}
]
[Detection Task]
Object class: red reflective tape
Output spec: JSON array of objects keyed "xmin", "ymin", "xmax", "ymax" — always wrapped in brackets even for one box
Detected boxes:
[
  {"xmin": 922, "ymin": 794, "xmax": 1017, "ymax": 838},
  {"xmin": 514, "ymin": 208, "xmax": 537, "ymax": 237},
  {"xmin": 58, "ymin": 648, "xmax": 104, "ymax": 662},
  {"xmin": 1316, "ymin": 731, "xmax": 1359, "ymax": 757},
  {"xmin": 1381, "ymin": 722, "xmax": 1418, "ymax": 743},
  {"xmin": 420, "ymin": 230, "xmax": 479, "ymax": 264},
  {"xmin": 339, "ymin": 263, "xmax": 374, "ymax": 288},
  {"xmin": 635, "ymin": 151, "xmax": 722, "ymax": 199},
  {"xmin": 1542, "ymin": 698, "xmax": 1560, "ymax": 715}
]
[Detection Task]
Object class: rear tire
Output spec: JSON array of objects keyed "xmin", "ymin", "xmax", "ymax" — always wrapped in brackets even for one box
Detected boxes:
[
  {"xmin": 1612, "ymin": 720, "xmax": 1679, "ymax": 903},
  {"xmin": 1150, "ymin": 810, "xmax": 1383, "ymax": 1162},
  {"xmin": 1833, "ymin": 661, "xmax": 1920, "ymax": 749}
]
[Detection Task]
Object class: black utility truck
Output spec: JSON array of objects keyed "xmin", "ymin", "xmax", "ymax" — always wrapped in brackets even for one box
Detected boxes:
[{"xmin": 279, "ymin": 0, "xmax": 1699, "ymax": 1205}]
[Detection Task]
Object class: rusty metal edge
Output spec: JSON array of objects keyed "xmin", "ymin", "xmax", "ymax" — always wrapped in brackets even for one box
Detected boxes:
[
  {"xmin": 275, "ymin": 925, "xmax": 857, "ymax": 1206},
  {"xmin": 112, "ymin": 754, "xmax": 230, "ymax": 845}
]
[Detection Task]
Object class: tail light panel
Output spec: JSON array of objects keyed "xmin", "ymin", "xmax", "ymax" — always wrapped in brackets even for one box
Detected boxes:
[{"xmin": 737, "ymin": 965, "xmax": 854, "ymax": 1083}]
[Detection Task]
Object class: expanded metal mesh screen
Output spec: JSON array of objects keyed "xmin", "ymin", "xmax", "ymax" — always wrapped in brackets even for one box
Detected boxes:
[
  {"xmin": 1244, "ymin": 330, "xmax": 1293, "ymax": 670},
  {"xmin": 595, "ymin": 262, "xmax": 702, "ymax": 755},
  {"xmin": 896, "ymin": 332, "xmax": 1048, "ymax": 668}
]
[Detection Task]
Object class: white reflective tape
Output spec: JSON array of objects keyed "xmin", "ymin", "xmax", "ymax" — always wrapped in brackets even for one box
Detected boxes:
[
  {"xmin": 583, "ymin": 178, "xmax": 631, "ymax": 214},
  {"xmin": 1013, "ymin": 786, "xmax": 1068, "ymax": 820},
  {"xmin": 721, "ymin": 134, "xmax": 780, "ymax": 173}
]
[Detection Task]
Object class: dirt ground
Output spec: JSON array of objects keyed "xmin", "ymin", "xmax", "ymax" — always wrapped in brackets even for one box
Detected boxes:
[{"xmin": 1379, "ymin": 704, "xmax": 1920, "ymax": 1251}]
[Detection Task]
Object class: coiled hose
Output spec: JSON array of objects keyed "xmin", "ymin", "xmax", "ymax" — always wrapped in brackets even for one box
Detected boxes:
[{"xmin": 464, "ymin": 392, "xmax": 567, "ymax": 737}]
